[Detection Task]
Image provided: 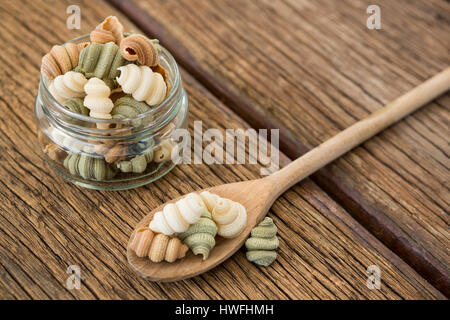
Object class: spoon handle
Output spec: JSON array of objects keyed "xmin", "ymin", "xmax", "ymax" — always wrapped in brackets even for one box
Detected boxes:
[{"xmin": 268, "ymin": 67, "xmax": 450, "ymax": 197}]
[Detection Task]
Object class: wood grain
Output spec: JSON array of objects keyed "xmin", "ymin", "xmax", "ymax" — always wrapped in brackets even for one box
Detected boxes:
[
  {"xmin": 0, "ymin": 0, "xmax": 444, "ymax": 299},
  {"xmin": 112, "ymin": 0, "xmax": 450, "ymax": 295}
]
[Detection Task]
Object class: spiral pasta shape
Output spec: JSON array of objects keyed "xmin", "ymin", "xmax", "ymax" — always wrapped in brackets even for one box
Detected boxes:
[
  {"xmin": 75, "ymin": 42, "xmax": 127, "ymax": 89},
  {"xmin": 63, "ymin": 153, "xmax": 117, "ymax": 181},
  {"xmin": 116, "ymin": 64, "xmax": 167, "ymax": 106},
  {"xmin": 116, "ymin": 150, "xmax": 154, "ymax": 173},
  {"xmin": 178, "ymin": 211, "xmax": 218, "ymax": 260},
  {"xmin": 111, "ymin": 95, "xmax": 152, "ymax": 128},
  {"xmin": 41, "ymin": 42, "xmax": 89, "ymax": 80},
  {"xmin": 120, "ymin": 34, "xmax": 159, "ymax": 66},
  {"xmin": 201, "ymin": 191, "xmax": 248, "ymax": 238},
  {"xmin": 62, "ymin": 98, "xmax": 89, "ymax": 116},
  {"xmin": 48, "ymin": 71, "xmax": 88, "ymax": 103},
  {"xmin": 90, "ymin": 16, "xmax": 124, "ymax": 45},
  {"xmin": 245, "ymin": 217, "xmax": 279, "ymax": 266},
  {"xmin": 154, "ymin": 139, "xmax": 177, "ymax": 163},
  {"xmin": 149, "ymin": 192, "xmax": 206, "ymax": 235},
  {"xmin": 129, "ymin": 227, "xmax": 188, "ymax": 263},
  {"xmin": 50, "ymin": 127, "xmax": 94, "ymax": 154},
  {"xmin": 83, "ymin": 77, "xmax": 114, "ymax": 129}
]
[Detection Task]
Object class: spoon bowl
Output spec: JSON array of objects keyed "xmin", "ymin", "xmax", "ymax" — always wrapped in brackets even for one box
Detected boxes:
[{"xmin": 127, "ymin": 179, "xmax": 276, "ymax": 281}]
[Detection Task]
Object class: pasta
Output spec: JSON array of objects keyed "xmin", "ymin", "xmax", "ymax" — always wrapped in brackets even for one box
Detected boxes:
[
  {"xmin": 116, "ymin": 150, "xmax": 154, "ymax": 173},
  {"xmin": 75, "ymin": 42, "xmax": 127, "ymax": 89},
  {"xmin": 103, "ymin": 144, "xmax": 128, "ymax": 163},
  {"xmin": 149, "ymin": 192, "xmax": 206, "ymax": 235},
  {"xmin": 41, "ymin": 42, "xmax": 89, "ymax": 80},
  {"xmin": 152, "ymin": 62, "xmax": 171, "ymax": 95},
  {"xmin": 245, "ymin": 217, "xmax": 279, "ymax": 267},
  {"xmin": 111, "ymin": 95, "xmax": 152, "ymax": 128},
  {"xmin": 90, "ymin": 16, "xmax": 124, "ymax": 45},
  {"xmin": 116, "ymin": 64, "xmax": 167, "ymax": 106},
  {"xmin": 199, "ymin": 191, "xmax": 220, "ymax": 212},
  {"xmin": 120, "ymin": 34, "xmax": 159, "ymax": 66},
  {"xmin": 43, "ymin": 143, "xmax": 65, "ymax": 162},
  {"xmin": 63, "ymin": 153, "xmax": 117, "ymax": 180},
  {"xmin": 201, "ymin": 191, "xmax": 247, "ymax": 238},
  {"xmin": 83, "ymin": 77, "xmax": 114, "ymax": 129},
  {"xmin": 62, "ymin": 98, "xmax": 89, "ymax": 116},
  {"xmin": 129, "ymin": 227, "xmax": 188, "ymax": 263},
  {"xmin": 154, "ymin": 139, "xmax": 176, "ymax": 163},
  {"xmin": 50, "ymin": 127, "xmax": 93, "ymax": 154},
  {"xmin": 48, "ymin": 71, "xmax": 88, "ymax": 103},
  {"xmin": 178, "ymin": 211, "xmax": 218, "ymax": 260}
]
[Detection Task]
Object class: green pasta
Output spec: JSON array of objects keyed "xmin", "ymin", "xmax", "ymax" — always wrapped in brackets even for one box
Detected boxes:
[
  {"xmin": 62, "ymin": 98, "xmax": 89, "ymax": 116},
  {"xmin": 74, "ymin": 42, "xmax": 128, "ymax": 89},
  {"xmin": 245, "ymin": 217, "xmax": 279, "ymax": 267},
  {"xmin": 64, "ymin": 153, "xmax": 117, "ymax": 180},
  {"xmin": 178, "ymin": 211, "xmax": 218, "ymax": 260},
  {"xmin": 115, "ymin": 150, "xmax": 153, "ymax": 173},
  {"xmin": 111, "ymin": 95, "xmax": 152, "ymax": 127}
]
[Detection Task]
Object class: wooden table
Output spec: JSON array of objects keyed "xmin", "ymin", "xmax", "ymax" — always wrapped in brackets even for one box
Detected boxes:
[{"xmin": 0, "ymin": 0, "xmax": 447, "ymax": 299}]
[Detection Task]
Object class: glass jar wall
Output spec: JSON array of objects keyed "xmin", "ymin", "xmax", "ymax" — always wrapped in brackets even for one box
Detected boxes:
[{"xmin": 35, "ymin": 35, "xmax": 188, "ymax": 190}]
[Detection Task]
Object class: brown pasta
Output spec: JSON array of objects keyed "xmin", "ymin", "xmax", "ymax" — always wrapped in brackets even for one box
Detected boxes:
[
  {"xmin": 90, "ymin": 16, "xmax": 124, "ymax": 45},
  {"xmin": 41, "ymin": 42, "xmax": 89, "ymax": 80},
  {"xmin": 129, "ymin": 228, "xmax": 188, "ymax": 263},
  {"xmin": 120, "ymin": 34, "xmax": 159, "ymax": 67}
]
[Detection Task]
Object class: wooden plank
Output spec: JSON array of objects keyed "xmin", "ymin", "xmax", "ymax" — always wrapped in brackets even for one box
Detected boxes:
[
  {"xmin": 112, "ymin": 0, "xmax": 450, "ymax": 295},
  {"xmin": 0, "ymin": 0, "xmax": 444, "ymax": 299}
]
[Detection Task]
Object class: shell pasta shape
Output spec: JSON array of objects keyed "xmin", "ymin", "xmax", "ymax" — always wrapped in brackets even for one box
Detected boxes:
[
  {"xmin": 41, "ymin": 42, "xmax": 89, "ymax": 80},
  {"xmin": 202, "ymin": 191, "xmax": 247, "ymax": 238},
  {"xmin": 90, "ymin": 16, "xmax": 124, "ymax": 45},
  {"xmin": 178, "ymin": 211, "xmax": 218, "ymax": 260},
  {"xmin": 129, "ymin": 228, "xmax": 188, "ymax": 263},
  {"xmin": 49, "ymin": 73, "xmax": 87, "ymax": 104},
  {"xmin": 75, "ymin": 42, "xmax": 127, "ymax": 89},
  {"xmin": 116, "ymin": 151, "xmax": 153, "ymax": 173},
  {"xmin": 49, "ymin": 71, "xmax": 88, "ymax": 103},
  {"xmin": 111, "ymin": 95, "xmax": 152, "ymax": 128},
  {"xmin": 63, "ymin": 153, "xmax": 117, "ymax": 181},
  {"xmin": 83, "ymin": 77, "xmax": 114, "ymax": 128},
  {"xmin": 245, "ymin": 217, "xmax": 279, "ymax": 267},
  {"xmin": 149, "ymin": 192, "xmax": 206, "ymax": 235},
  {"xmin": 120, "ymin": 34, "xmax": 159, "ymax": 66},
  {"xmin": 154, "ymin": 139, "xmax": 176, "ymax": 163},
  {"xmin": 62, "ymin": 98, "xmax": 89, "ymax": 115},
  {"xmin": 117, "ymin": 64, "xmax": 167, "ymax": 106}
]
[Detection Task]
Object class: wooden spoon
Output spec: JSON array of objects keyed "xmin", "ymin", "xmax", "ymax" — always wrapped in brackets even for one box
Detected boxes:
[{"xmin": 127, "ymin": 67, "xmax": 450, "ymax": 282}]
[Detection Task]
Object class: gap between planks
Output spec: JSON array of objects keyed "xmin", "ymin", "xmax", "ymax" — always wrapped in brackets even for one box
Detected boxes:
[{"xmin": 107, "ymin": 0, "xmax": 449, "ymax": 297}]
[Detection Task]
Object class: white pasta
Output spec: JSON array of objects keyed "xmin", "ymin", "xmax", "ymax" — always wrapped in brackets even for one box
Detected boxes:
[
  {"xmin": 203, "ymin": 191, "xmax": 248, "ymax": 238},
  {"xmin": 216, "ymin": 203, "xmax": 247, "ymax": 238},
  {"xmin": 149, "ymin": 192, "xmax": 206, "ymax": 235},
  {"xmin": 199, "ymin": 191, "xmax": 219, "ymax": 212},
  {"xmin": 149, "ymin": 191, "xmax": 247, "ymax": 238},
  {"xmin": 83, "ymin": 77, "xmax": 114, "ymax": 129},
  {"xmin": 49, "ymin": 127, "xmax": 94, "ymax": 153},
  {"xmin": 49, "ymin": 71, "xmax": 87, "ymax": 103},
  {"xmin": 154, "ymin": 139, "xmax": 176, "ymax": 163},
  {"xmin": 116, "ymin": 64, "xmax": 167, "ymax": 106}
]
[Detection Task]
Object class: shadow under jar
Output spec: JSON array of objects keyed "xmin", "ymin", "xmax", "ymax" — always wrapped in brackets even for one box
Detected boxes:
[{"xmin": 35, "ymin": 35, "xmax": 188, "ymax": 190}]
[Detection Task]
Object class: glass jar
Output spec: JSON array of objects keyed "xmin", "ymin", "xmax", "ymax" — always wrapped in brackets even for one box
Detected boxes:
[{"xmin": 35, "ymin": 35, "xmax": 188, "ymax": 190}]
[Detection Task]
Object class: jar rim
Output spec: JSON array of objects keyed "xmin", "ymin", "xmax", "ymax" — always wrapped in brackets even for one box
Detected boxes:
[{"xmin": 39, "ymin": 34, "xmax": 181, "ymax": 127}]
